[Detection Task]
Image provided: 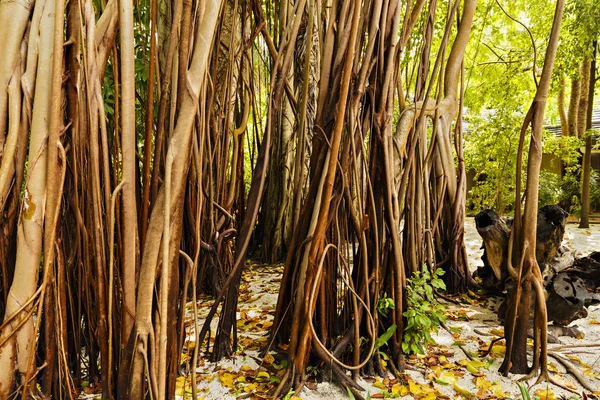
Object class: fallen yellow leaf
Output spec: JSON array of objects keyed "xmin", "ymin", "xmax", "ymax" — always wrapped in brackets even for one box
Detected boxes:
[
  {"xmin": 391, "ymin": 383, "xmax": 409, "ymax": 396},
  {"xmin": 435, "ymin": 371, "xmax": 458, "ymax": 386},
  {"xmin": 453, "ymin": 383, "xmax": 474, "ymax": 398},
  {"xmin": 373, "ymin": 381, "xmax": 386, "ymax": 389},
  {"xmin": 490, "ymin": 383, "xmax": 506, "ymax": 398},
  {"xmin": 475, "ymin": 376, "xmax": 491, "ymax": 391},
  {"xmin": 491, "ymin": 345, "xmax": 506, "ymax": 355},
  {"xmin": 264, "ymin": 353, "xmax": 275, "ymax": 364},
  {"xmin": 534, "ymin": 388, "xmax": 557, "ymax": 400},
  {"xmin": 256, "ymin": 371, "xmax": 270, "ymax": 381},
  {"xmin": 219, "ymin": 372, "xmax": 236, "ymax": 388}
]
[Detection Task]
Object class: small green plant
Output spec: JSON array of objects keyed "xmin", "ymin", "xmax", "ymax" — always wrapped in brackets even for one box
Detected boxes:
[
  {"xmin": 306, "ymin": 365, "xmax": 320, "ymax": 377},
  {"xmin": 377, "ymin": 292, "xmax": 395, "ymax": 318},
  {"xmin": 373, "ymin": 324, "xmax": 397, "ymax": 361},
  {"xmin": 402, "ymin": 268, "xmax": 446, "ymax": 355}
]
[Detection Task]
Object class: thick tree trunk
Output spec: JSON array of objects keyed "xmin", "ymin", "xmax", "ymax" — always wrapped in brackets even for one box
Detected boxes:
[
  {"xmin": 117, "ymin": 2, "xmax": 221, "ymax": 398},
  {"xmin": 501, "ymin": 0, "xmax": 564, "ymax": 378},
  {"xmin": 557, "ymin": 74, "xmax": 569, "ymax": 137},
  {"xmin": 576, "ymin": 60, "xmax": 591, "ymax": 140},
  {"xmin": 118, "ymin": 0, "xmax": 139, "ymax": 359},
  {"xmin": 580, "ymin": 43, "xmax": 596, "ymax": 229},
  {"xmin": 567, "ymin": 74, "xmax": 580, "ymax": 137},
  {"xmin": 0, "ymin": 0, "xmax": 55, "ymax": 394}
]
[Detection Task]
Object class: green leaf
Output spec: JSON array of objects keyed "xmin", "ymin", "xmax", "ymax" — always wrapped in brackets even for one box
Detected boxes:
[
  {"xmin": 346, "ymin": 386, "xmax": 356, "ymax": 400},
  {"xmin": 517, "ymin": 382, "xmax": 531, "ymax": 400},
  {"xmin": 374, "ymin": 324, "xmax": 397, "ymax": 351}
]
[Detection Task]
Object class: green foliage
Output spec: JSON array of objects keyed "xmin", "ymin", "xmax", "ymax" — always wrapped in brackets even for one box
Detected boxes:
[
  {"xmin": 402, "ymin": 268, "xmax": 446, "ymax": 355},
  {"xmin": 541, "ymin": 132, "xmax": 600, "ymax": 214},
  {"xmin": 537, "ymin": 170, "xmax": 561, "ymax": 207},
  {"xmin": 374, "ymin": 324, "xmax": 397, "ymax": 353},
  {"xmin": 558, "ymin": 0, "xmax": 600, "ymax": 75},
  {"xmin": 467, "ymin": 124, "xmax": 592, "ymax": 213},
  {"xmin": 346, "ymin": 386, "xmax": 356, "ymax": 400},
  {"xmin": 538, "ymin": 133, "xmax": 583, "ymax": 209},
  {"xmin": 377, "ymin": 293, "xmax": 395, "ymax": 318},
  {"xmin": 557, "ymin": 171, "xmax": 600, "ymax": 216},
  {"xmin": 543, "ymin": 133, "xmax": 583, "ymax": 175},
  {"xmin": 464, "ymin": 107, "xmax": 526, "ymax": 213},
  {"xmin": 306, "ymin": 365, "xmax": 320, "ymax": 377},
  {"xmin": 463, "ymin": 0, "xmax": 599, "ymax": 217}
]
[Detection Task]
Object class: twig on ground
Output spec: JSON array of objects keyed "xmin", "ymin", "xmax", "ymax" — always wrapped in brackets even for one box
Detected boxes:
[
  {"xmin": 435, "ymin": 290, "xmax": 461, "ymax": 304},
  {"xmin": 479, "ymin": 336, "xmax": 505, "ymax": 357},
  {"xmin": 550, "ymin": 343, "xmax": 600, "ymax": 352}
]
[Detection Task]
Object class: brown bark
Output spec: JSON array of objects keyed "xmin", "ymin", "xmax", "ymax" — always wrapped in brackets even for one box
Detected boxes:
[
  {"xmin": 580, "ymin": 43, "xmax": 597, "ymax": 228},
  {"xmin": 576, "ymin": 61, "xmax": 591, "ymax": 139},
  {"xmin": 501, "ymin": 0, "xmax": 564, "ymax": 378},
  {"xmin": 273, "ymin": 0, "xmax": 361, "ymax": 395},
  {"xmin": 0, "ymin": 0, "xmax": 56, "ymax": 394},
  {"xmin": 140, "ymin": 0, "xmax": 158, "ymax": 251},
  {"xmin": 118, "ymin": 0, "xmax": 139, "ymax": 357},
  {"xmin": 567, "ymin": 74, "xmax": 580, "ymax": 137},
  {"xmin": 557, "ymin": 74, "xmax": 568, "ymax": 137},
  {"xmin": 117, "ymin": 3, "xmax": 221, "ymax": 398}
]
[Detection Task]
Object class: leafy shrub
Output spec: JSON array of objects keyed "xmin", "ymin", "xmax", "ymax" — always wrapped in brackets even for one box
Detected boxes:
[
  {"xmin": 538, "ymin": 170, "xmax": 561, "ymax": 208},
  {"xmin": 553, "ymin": 170, "xmax": 600, "ymax": 216},
  {"xmin": 402, "ymin": 268, "xmax": 446, "ymax": 355}
]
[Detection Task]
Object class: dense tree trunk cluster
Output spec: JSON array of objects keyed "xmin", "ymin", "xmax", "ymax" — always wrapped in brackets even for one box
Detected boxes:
[{"xmin": 0, "ymin": 0, "xmax": 575, "ymax": 398}]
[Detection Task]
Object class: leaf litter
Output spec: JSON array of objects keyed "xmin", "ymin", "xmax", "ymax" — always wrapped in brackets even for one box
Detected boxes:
[{"xmin": 169, "ymin": 222, "xmax": 600, "ymax": 400}]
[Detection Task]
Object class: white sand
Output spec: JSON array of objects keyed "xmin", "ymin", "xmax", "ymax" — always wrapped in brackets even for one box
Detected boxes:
[
  {"xmin": 79, "ymin": 220, "xmax": 600, "ymax": 399},
  {"xmin": 189, "ymin": 221, "xmax": 600, "ymax": 400}
]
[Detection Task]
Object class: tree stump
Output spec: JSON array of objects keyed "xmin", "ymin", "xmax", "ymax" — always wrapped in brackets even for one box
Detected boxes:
[
  {"xmin": 546, "ymin": 273, "xmax": 589, "ymax": 325},
  {"xmin": 536, "ymin": 205, "xmax": 568, "ymax": 266},
  {"xmin": 473, "ymin": 210, "xmax": 511, "ymax": 292},
  {"xmin": 473, "ymin": 205, "xmax": 600, "ymax": 327}
]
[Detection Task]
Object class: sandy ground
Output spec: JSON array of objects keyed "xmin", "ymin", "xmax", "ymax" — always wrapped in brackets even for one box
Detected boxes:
[
  {"xmin": 178, "ymin": 220, "xmax": 600, "ymax": 400},
  {"xmin": 77, "ymin": 219, "xmax": 600, "ymax": 399}
]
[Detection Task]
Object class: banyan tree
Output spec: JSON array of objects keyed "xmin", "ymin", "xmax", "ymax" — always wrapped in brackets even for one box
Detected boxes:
[{"xmin": 0, "ymin": 0, "xmax": 569, "ymax": 398}]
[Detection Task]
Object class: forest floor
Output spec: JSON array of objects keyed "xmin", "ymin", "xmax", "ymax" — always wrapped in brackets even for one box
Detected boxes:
[{"xmin": 173, "ymin": 220, "xmax": 600, "ymax": 400}]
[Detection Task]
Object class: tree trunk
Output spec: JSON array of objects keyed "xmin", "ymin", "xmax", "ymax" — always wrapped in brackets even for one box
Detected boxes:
[
  {"xmin": 0, "ymin": 0, "xmax": 55, "ymax": 394},
  {"xmin": 567, "ymin": 74, "xmax": 580, "ymax": 137},
  {"xmin": 501, "ymin": 0, "xmax": 564, "ymax": 378},
  {"xmin": 580, "ymin": 42, "xmax": 596, "ymax": 229},
  {"xmin": 117, "ymin": 2, "xmax": 221, "ymax": 397},
  {"xmin": 576, "ymin": 60, "xmax": 591, "ymax": 140},
  {"xmin": 557, "ymin": 74, "xmax": 569, "ymax": 137},
  {"xmin": 118, "ymin": 0, "xmax": 139, "ymax": 358}
]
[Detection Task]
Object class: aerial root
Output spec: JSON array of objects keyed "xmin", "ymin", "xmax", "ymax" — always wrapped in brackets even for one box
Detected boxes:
[
  {"xmin": 548, "ymin": 351, "xmax": 594, "ymax": 392},
  {"xmin": 272, "ymin": 359, "xmax": 365, "ymax": 400},
  {"xmin": 546, "ymin": 374, "xmax": 579, "ymax": 394},
  {"xmin": 533, "ymin": 369, "xmax": 548, "ymax": 386},
  {"xmin": 271, "ymin": 366, "xmax": 292, "ymax": 399}
]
